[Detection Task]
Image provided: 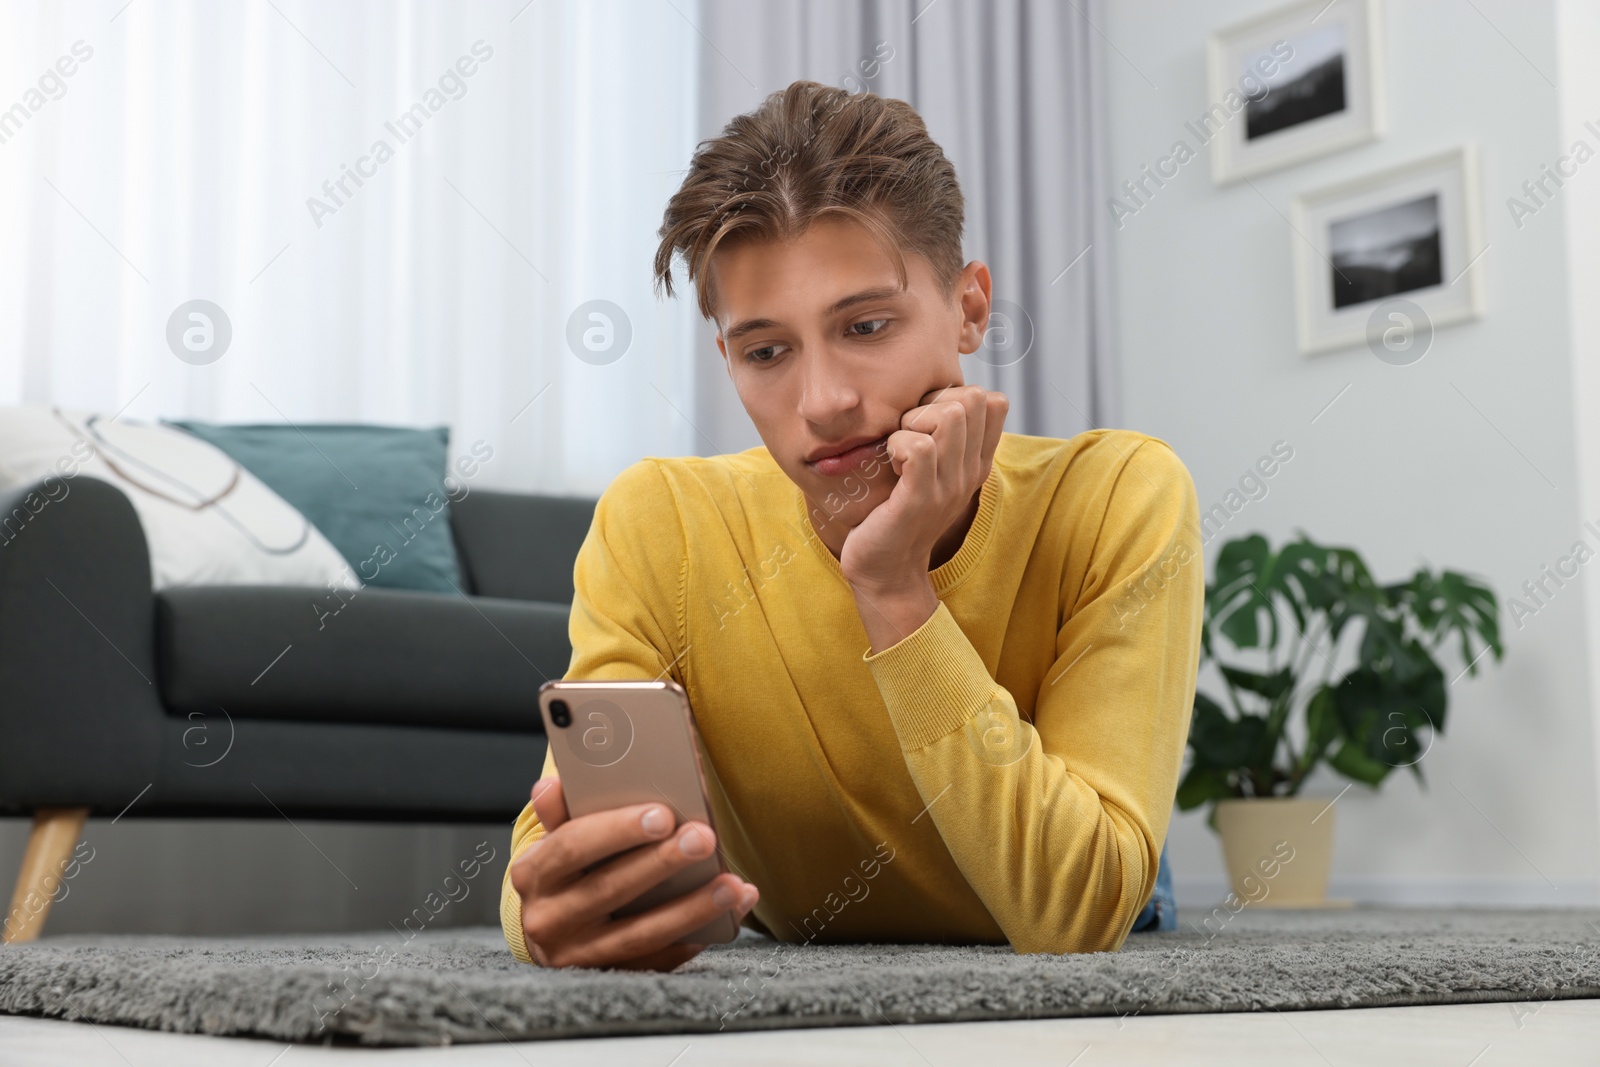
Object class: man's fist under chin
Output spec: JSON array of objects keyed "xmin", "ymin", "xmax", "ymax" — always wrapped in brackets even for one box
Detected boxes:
[{"xmin": 839, "ymin": 383, "xmax": 1009, "ymax": 594}]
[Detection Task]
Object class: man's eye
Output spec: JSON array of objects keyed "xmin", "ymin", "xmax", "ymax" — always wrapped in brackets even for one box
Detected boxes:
[
  {"xmin": 850, "ymin": 318, "xmax": 890, "ymax": 337},
  {"xmin": 745, "ymin": 345, "xmax": 783, "ymax": 364}
]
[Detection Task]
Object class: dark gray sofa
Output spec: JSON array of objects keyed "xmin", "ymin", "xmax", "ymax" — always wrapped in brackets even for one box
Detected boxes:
[{"xmin": 0, "ymin": 473, "xmax": 593, "ymax": 939}]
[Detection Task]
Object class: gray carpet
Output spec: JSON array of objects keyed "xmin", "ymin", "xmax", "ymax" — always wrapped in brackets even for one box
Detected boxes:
[{"xmin": 2, "ymin": 906, "xmax": 1598, "ymax": 1047}]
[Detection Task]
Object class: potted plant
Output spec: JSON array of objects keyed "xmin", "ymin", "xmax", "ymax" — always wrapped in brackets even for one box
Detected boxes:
[{"xmin": 1176, "ymin": 531, "xmax": 1503, "ymax": 906}]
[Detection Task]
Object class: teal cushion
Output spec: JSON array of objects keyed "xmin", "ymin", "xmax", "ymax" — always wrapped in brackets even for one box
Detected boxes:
[{"xmin": 163, "ymin": 420, "xmax": 462, "ymax": 593}]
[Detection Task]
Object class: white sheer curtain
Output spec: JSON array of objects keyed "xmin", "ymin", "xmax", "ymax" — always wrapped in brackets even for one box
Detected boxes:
[{"xmin": 0, "ymin": 0, "xmax": 702, "ymax": 496}]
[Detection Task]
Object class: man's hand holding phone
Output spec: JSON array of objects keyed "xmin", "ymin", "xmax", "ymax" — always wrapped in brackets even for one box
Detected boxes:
[{"xmin": 510, "ymin": 776, "xmax": 760, "ymax": 970}]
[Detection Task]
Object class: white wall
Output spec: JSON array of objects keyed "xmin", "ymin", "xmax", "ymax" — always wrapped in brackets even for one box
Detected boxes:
[
  {"xmin": 1101, "ymin": 0, "xmax": 1600, "ymax": 906},
  {"xmin": 1556, "ymin": 0, "xmax": 1600, "ymax": 910}
]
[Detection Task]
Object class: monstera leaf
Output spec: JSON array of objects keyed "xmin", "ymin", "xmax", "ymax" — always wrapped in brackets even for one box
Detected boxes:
[{"xmin": 1178, "ymin": 532, "xmax": 1502, "ymax": 816}]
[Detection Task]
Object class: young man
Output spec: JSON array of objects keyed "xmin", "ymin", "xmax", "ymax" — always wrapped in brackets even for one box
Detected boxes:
[{"xmin": 502, "ymin": 80, "xmax": 1201, "ymax": 970}]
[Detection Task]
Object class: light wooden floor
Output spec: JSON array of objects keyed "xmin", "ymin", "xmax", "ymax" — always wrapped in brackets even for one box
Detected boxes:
[{"xmin": 2, "ymin": 998, "xmax": 1596, "ymax": 1065}]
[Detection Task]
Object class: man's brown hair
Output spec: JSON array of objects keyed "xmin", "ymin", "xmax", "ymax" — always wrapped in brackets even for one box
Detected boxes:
[{"xmin": 653, "ymin": 79, "xmax": 965, "ymax": 324}]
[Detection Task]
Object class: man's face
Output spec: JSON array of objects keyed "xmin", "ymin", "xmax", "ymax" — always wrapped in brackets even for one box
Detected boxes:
[{"xmin": 711, "ymin": 216, "xmax": 991, "ymax": 535}]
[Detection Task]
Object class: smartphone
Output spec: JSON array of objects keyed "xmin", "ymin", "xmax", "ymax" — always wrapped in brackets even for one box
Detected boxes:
[{"xmin": 536, "ymin": 678, "xmax": 740, "ymax": 945}]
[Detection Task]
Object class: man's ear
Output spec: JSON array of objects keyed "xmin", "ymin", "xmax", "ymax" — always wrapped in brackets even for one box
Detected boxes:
[
  {"xmin": 955, "ymin": 260, "xmax": 993, "ymax": 356},
  {"xmin": 714, "ymin": 330, "xmax": 733, "ymax": 379}
]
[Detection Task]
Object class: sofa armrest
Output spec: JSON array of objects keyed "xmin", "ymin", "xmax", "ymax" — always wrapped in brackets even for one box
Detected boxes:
[
  {"xmin": 0, "ymin": 475, "xmax": 166, "ymax": 812},
  {"xmin": 450, "ymin": 488, "xmax": 595, "ymax": 603}
]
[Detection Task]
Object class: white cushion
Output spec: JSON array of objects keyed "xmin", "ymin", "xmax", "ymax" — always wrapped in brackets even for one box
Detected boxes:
[{"xmin": 0, "ymin": 405, "xmax": 362, "ymax": 592}]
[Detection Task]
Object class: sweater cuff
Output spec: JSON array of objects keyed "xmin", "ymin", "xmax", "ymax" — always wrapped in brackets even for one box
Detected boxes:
[
  {"xmin": 862, "ymin": 600, "xmax": 996, "ymax": 751},
  {"xmin": 500, "ymin": 844, "xmax": 539, "ymax": 965}
]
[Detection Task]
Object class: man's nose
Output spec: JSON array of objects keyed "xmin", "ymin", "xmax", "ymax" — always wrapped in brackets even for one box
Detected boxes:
[{"xmin": 795, "ymin": 354, "xmax": 861, "ymax": 424}]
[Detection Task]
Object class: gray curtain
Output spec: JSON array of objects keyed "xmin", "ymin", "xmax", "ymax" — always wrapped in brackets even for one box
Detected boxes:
[{"xmin": 687, "ymin": 0, "xmax": 1117, "ymax": 453}]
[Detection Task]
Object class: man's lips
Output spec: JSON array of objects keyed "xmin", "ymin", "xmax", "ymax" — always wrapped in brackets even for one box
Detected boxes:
[{"xmin": 806, "ymin": 434, "xmax": 890, "ymax": 477}]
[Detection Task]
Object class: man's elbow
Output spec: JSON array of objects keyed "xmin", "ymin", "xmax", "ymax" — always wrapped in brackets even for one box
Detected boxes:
[{"xmin": 1007, "ymin": 835, "xmax": 1154, "ymax": 955}]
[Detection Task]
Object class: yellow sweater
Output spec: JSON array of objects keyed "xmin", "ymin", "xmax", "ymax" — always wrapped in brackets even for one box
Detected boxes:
[{"xmin": 500, "ymin": 429, "xmax": 1204, "ymax": 961}]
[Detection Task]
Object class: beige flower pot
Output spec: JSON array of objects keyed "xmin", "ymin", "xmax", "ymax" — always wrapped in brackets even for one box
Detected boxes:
[{"xmin": 1213, "ymin": 796, "xmax": 1345, "ymax": 907}]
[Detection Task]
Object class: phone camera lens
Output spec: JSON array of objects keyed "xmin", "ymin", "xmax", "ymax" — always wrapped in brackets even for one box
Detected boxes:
[{"xmin": 549, "ymin": 699, "xmax": 572, "ymax": 728}]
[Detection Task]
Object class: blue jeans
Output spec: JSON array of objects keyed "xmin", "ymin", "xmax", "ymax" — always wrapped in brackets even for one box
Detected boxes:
[{"xmin": 1129, "ymin": 842, "xmax": 1176, "ymax": 932}]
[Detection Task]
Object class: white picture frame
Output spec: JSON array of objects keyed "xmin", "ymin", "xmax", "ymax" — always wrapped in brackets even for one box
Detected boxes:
[
  {"xmin": 1207, "ymin": 0, "xmax": 1385, "ymax": 185},
  {"xmin": 1290, "ymin": 145, "xmax": 1487, "ymax": 355}
]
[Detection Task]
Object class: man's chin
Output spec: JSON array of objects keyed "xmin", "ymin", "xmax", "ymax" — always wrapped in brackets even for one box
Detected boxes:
[{"xmin": 800, "ymin": 481, "xmax": 892, "ymax": 530}]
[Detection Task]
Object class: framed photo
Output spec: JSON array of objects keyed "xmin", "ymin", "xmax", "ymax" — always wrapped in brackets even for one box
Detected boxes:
[
  {"xmin": 1207, "ymin": 0, "xmax": 1385, "ymax": 184},
  {"xmin": 1290, "ymin": 145, "xmax": 1486, "ymax": 354}
]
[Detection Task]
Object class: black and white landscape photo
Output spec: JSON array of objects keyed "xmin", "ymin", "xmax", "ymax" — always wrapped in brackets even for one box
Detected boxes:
[
  {"xmin": 1245, "ymin": 23, "xmax": 1347, "ymax": 140},
  {"xmin": 1208, "ymin": 0, "xmax": 1383, "ymax": 184},
  {"xmin": 1292, "ymin": 145, "xmax": 1483, "ymax": 353},
  {"xmin": 1327, "ymin": 193, "xmax": 1443, "ymax": 309}
]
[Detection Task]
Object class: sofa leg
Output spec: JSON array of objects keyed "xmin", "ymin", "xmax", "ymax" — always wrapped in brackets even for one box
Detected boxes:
[{"xmin": 3, "ymin": 807, "xmax": 90, "ymax": 944}]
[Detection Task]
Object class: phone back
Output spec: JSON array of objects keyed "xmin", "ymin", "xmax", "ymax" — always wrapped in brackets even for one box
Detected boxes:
[{"xmin": 537, "ymin": 679, "xmax": 738, "ymax": 944}]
